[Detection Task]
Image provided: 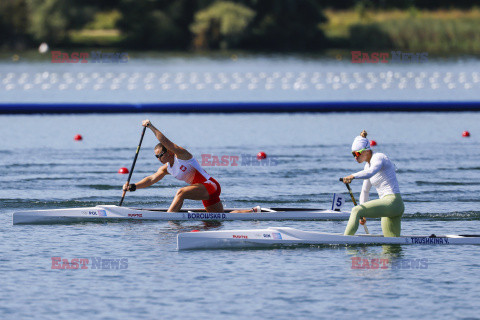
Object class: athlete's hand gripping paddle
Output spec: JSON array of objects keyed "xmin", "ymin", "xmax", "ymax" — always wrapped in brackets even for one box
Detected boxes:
[
  {"xmin": 339, "ymin": 178, "xmax": 369, "ymax": 234},
  {"xmin": 119, "ymin": 126, "xmax": 147, "ymax": 206}
]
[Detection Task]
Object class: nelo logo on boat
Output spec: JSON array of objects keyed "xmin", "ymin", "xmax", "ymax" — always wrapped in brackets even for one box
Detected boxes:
[
  {"xmin": 232, "ymin": 235, "xmax": 248, "ymax": 239},
  {"xmin": 128, "ymin": 213, "xmax": 143, "ymax": 218}
]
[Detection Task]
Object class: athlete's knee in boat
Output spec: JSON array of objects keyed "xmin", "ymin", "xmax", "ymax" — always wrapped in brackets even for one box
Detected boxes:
[
  {"xmin": 176, "ymin": 188, "xmax": 187, "ymax": 198},
  {"xmin": 352, "ymin": 205, "xmax": 364, "ymax": 217}
]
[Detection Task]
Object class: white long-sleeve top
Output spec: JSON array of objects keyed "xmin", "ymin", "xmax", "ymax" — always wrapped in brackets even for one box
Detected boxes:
[{"xmin": 352, "ymin": 153, "xmax": 400, "ymax": 204}]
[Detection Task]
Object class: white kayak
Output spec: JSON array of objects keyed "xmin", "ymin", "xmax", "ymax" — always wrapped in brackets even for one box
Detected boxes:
[
  {"xmin": 12, "ymin": 205, "xmax": 351, "ymax": 225},
  {"xmin": 177, "ymin": 227, "xmax": 480, "ymax": 250}
]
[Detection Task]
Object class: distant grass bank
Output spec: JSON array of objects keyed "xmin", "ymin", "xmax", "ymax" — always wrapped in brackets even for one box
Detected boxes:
[
  {"xmin": 69, "ymin": 30, "xmax": 123, "ymax": 47},
  {"xmin": 323, "ymin": 9, "xmax": 480, "ymax": 54}
]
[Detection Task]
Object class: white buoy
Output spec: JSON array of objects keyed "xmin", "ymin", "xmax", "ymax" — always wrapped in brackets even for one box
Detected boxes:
[{"xmin": 38, "ymin": 42, "xmax": 49, "ymax": 54}]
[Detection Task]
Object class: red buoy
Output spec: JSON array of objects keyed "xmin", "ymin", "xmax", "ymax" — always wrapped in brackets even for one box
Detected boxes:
[
  {"xmin": 370, "ymin": 140, "xmax": 377, "ymax": 146},
  {"xmin": 191, "ymin": 230, "xmax": 200, "ymax": 232},
  {"xmin": 118, "ymin": 167, "xmax": 129, "ymax": 174},
  {"xmin": 74, "ymin": 134, "xmax": 83, "ymax": 141},
  {"xmin": 257, "ymin": 151, "xmax": 267, "ymax": 160},
  {"xmin": 462, "ymin": 131, "xmax": 470, "ymax": 137}
]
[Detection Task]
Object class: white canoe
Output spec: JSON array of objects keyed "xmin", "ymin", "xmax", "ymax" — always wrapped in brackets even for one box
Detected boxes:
[
  {"xmin": 12, "ymin": 205, "xmax": 351, "ymax": 225},
  {"xmin": 177, "ymin": 227, "xmax": 480, "ymax": 250}
]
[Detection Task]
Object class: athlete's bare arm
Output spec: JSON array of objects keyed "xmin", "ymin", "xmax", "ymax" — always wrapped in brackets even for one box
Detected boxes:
[
  {"xmin": 123, "ymin": 164, "xmax": 169, "ymax": 191},
  {"xmin": 142, "ymin": 119, "xmax": 192, "ymax": 160}
]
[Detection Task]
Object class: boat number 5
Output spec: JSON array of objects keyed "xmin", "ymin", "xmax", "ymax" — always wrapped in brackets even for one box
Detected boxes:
[
  {"xmin": 332, "ymin": 193, "xmax": 344, "ymax": 211},
  {"xmin": 337, "ymin": 198, "xmax": 342, "ymax": 207}
]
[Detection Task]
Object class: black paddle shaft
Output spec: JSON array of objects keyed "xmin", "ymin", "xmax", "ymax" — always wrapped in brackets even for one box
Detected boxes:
[
  {"xmin": 339, "ymin": 178, "xmax": 358, "ymax": 206},
  {"xmin": 119, "ymin": 126, "xmax": 147, "ymax": 206}
]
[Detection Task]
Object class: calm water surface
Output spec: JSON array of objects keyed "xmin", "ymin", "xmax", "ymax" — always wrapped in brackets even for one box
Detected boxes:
[{"xmin": 1, "ymin": 113, "xmax": 479, "ymax": 319}]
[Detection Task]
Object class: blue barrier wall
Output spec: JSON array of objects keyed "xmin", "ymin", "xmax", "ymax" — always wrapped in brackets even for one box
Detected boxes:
[{"xmin": 1, "ymin": 101, "xmax": 480, "ymax": 114}]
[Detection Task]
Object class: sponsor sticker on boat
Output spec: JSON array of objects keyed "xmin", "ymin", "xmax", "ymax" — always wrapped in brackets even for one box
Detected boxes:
[
  {"xmin": 232, "ymin": 235, "xmax": 248, "ymax": 239},
  {"xmin": 272, "ymin": 233, "xmax": 282, "ymax": 240}
]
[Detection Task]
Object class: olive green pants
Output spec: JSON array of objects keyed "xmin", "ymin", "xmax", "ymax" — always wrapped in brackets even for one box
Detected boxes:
[{"xmin": 344, "ymin": 194, "xmax": 404, "ymax": 237}]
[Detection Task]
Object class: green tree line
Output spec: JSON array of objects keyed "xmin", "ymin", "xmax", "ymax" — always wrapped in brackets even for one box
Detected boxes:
[{"xmin": 0, "ymin": 0, "xmax": 479, "ymax": 53}]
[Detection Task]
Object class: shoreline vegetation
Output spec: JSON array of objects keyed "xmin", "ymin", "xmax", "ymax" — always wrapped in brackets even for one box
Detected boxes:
[
  {"xmin": 75, "ymin": 8, "xmax": 480, "ymax": 55},
  {"xmin": 327, "ymin": 9, "xmax": 480, "ymax": 54},
  {"xmin": 1, "ymin": 2, "xmax": 479, "ymax": 55}
]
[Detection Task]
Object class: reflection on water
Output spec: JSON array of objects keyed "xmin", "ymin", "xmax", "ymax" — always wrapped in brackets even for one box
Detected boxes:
[{"xmin": 166, "ymin": 220, "xmax": 223, "ymax": 231}]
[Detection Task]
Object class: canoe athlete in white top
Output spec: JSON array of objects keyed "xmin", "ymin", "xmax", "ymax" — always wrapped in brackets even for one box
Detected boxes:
[{"xmin": 341, "ymin": 130, "xmax": 404, "ymax": 237}]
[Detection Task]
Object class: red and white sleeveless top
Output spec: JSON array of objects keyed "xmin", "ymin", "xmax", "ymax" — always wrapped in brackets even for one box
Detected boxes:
[{"xmin": 166, "ymin": 156, "xmax": 211, "ymax": 185}]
